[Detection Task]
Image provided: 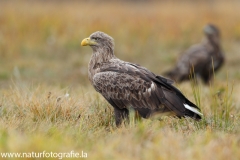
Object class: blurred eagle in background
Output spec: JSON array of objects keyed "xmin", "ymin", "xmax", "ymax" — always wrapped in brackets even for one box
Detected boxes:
[
  {"xmin": 164, "ymin": 24, "xmax": 225, "ymax": 84},
  {"xmin": 81, "ymin": 31, "xmax": 202, "ymax": 127}
]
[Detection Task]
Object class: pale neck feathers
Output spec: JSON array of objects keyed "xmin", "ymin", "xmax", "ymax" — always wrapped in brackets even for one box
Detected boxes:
[{"xmin": 88, "ymin": 44, "xmax": 116, "ymax": 84}]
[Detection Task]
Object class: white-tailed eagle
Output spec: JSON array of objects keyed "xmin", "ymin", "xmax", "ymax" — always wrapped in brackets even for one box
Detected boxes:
[
  {"xmin": 164, "ymin": 24, "xmax": 225, "ymax": 84},
  {"xmin": 81, "ymin": 31, "xmax": 202, "ymax": 126}
]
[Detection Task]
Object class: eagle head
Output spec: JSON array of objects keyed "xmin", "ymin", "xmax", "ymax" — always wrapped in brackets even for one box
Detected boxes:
[
  {"xmin": 203, "ymin": 24, "xmax": 220, "ymax": 45},
  {"xmin": 81, "ymin": 31, "xmax": 114, "ymax": 52},
  {"xmin": 203, "ymin": 24, "xmax": 220, "ymax": 36}
]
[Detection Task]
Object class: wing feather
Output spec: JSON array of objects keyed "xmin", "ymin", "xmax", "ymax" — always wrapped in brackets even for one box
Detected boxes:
[
  {"xmin": 93, "ymin": 61, "xmax": 201, "ymax": 118},
  {"xmin": 93, "ymin": 71, "xmax": 159, "ymax": 109}
]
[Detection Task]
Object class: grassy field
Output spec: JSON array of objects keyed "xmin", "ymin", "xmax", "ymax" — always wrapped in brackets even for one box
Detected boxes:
[{"xmin": 0, "ymin": 1, "xmax": 240, "ymax": 159}]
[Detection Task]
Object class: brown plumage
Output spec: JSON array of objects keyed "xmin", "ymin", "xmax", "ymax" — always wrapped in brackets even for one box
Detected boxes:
[
  {"xmin": 81, "ymin": 31, "xmax": 202, "ymax": 126},
  {"xmin": 164, "ymin": 24, "xmax": 225, "ymax": 84}
]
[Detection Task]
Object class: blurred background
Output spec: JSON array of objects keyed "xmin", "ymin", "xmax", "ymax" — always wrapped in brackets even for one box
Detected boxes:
[{"xmin": 0, "ymin": 0, "xmax": 240, "ymax": 88}]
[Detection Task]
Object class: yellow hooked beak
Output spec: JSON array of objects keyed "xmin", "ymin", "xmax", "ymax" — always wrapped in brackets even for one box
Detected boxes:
[{"xmin": 81, "ymin": 37, "xmax": 97, "ymax": 46}]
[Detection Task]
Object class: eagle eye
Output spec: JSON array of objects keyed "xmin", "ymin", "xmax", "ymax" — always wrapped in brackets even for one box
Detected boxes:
[{"xmin": 92, "ymin": 37, "xmax": 100, "ymax": 41}]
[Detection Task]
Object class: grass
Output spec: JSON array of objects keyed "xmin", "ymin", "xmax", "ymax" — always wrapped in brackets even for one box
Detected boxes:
[{"xmin": 0, "ymin": 1, "xmax": 240, "ymax": 159}]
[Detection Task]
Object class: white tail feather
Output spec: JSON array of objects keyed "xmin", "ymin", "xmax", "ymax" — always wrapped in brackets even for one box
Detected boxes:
[{"xmin": 184, "ymin": 104, "xmax": 203, "ymax": 116}]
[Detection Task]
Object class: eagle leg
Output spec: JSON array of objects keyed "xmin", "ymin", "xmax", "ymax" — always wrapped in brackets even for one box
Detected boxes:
[{"xmin": 114, "ymin": 107, "xmax": 129, "ymax": 127}]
